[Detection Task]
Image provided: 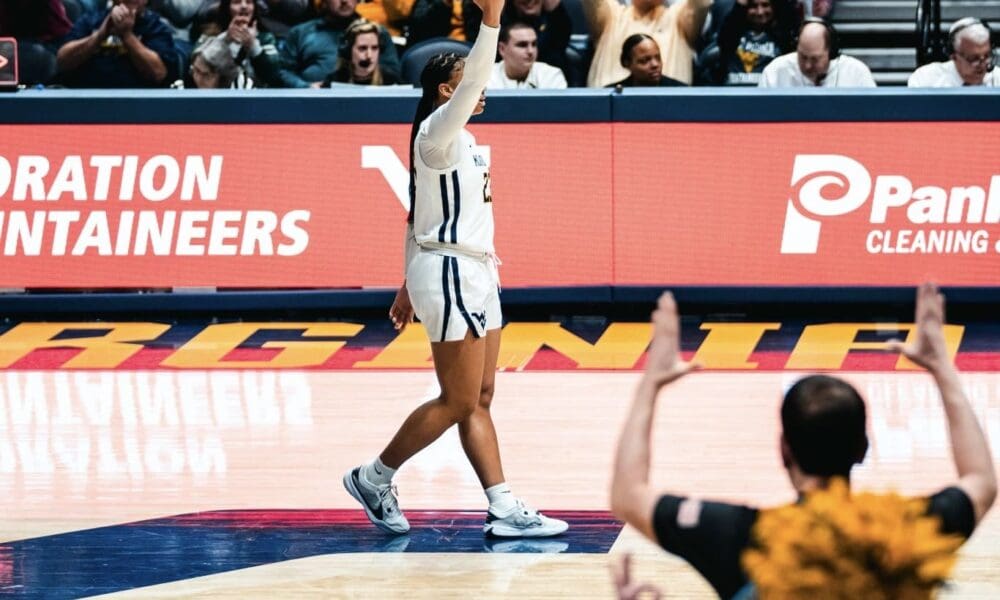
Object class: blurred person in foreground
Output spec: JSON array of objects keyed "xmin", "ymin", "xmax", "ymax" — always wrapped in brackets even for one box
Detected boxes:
[{"xmin": 609, "ymin": 283, "xmax": 996, "ymax": 598}]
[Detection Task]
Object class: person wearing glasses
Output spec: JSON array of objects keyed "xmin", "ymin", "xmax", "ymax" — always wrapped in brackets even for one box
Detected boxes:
[{"xmin": 909, "ymin": 17, "xmax": 998, "ymax": 87}]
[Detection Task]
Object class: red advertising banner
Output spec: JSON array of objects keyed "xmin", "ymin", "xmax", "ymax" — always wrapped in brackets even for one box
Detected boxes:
[
  {"xmin": 1, "ymin": 122, "xmax": 998, "ymax": 287},
  {"xmin": 614, "ymin": 122, "xmax": 1000, "ymax": 286},
  {"xmin": 0, "ymin": 124, "xmax": 611, "ymax": 288}
]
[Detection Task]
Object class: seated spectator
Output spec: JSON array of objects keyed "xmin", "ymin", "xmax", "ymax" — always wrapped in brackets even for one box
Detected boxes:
[
  {"xmin": 406, "ymin": 0, "xmax": 480, "ymax": 46},
  {"xmin": 487, "ymin": 21, "xmax": 567, "ymax": 88},
  {"xmin": 181, "ymin": 35, "xmax": 246, "ymax": 87},
  {"xmin": 316, "ymin": 19, "xmax": 402, "ymax": 85},
  {"xmin": 199, "ymin": 0, "xmax": 310, "ymax": 39},
  {"xmin": 147, "ymin": 0, "xmax": 204, "ymax": 61},
  {"xmin": 56, "ymin": 0, "xmax": 180, "ymax": 88},
  {"xmin": 609, "ymin": 33, "xmax": 686, "ymax": 87},
  {"xmin": 0, "ymin": 0, "xmax": 72, "ymax": 85},
  {"xmin": 277, "ymin": 0, "xmax": 399, "ymax": 87},
  {"xmin": 194, "ymin": 0, "xmax": 283, "ymax": 87},
  {"xmin": 712, "ymin": 0, "xmax": 797, "ymax": 85},
  {"xmin": 407, "ymin": 0, "xmax": 569, "ymax": 70},
  {"xmin": 583, "ymin": 0, "xmax": 711, "ymax": 87},
  {"xmin": 259, "ymin": 0, "xmax": 312, "ymax": 37},
  {"xmin": 502, "ymin": 0, "xmax": 571, "ymax": 75},
  {"xmin": 347, "ymin": 0, "xmax": 412, "ymax": 40},
  {"xmin": 908, "ymin": 17, "xmax": 999, "ymax": 87},
  {"xmin": 758, "ymin": 18, "xmax": 875, "ymax": 87}
]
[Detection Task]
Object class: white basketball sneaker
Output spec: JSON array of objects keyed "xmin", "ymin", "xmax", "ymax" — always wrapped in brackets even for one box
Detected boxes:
[
  {"xmin": 343, "ymin": 466, "xmax": 410, "ymax": 534},
  {"xmin": 484, "ymin": 499, "xmax": 569, "ymax": 538}
]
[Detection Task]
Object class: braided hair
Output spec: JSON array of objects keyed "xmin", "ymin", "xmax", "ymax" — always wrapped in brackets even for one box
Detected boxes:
[{"xmin": 407, "ymin": 53, "xmax": 465, "ymax": 223}]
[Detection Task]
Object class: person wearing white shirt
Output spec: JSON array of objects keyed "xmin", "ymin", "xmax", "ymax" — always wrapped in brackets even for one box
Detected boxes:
[
  {"xmin": 487, "ymin": 21, "xmax": 567, "ymax": 89},
  {"xmin": 908, "ymin": 17, "xmax": 999, "ymax": 87},
  {"xmin": 758, "ymin": 18, "xmax": 876, "ymax": 87}
]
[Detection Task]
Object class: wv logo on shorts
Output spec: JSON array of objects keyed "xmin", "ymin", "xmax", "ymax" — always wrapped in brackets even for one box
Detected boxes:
[
  {"xmin": 471, "ymin": 312, "xmax": 487, "ymax": 328},
  {"xmin": 473, "ymin": 154, "xmax": 487, "ymax": 167}
]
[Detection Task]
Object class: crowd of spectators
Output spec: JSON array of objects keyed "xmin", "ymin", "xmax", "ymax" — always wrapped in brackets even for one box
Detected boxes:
[{"xmin": 1, "ymin": 0, "xmax": 996, "ymax": 88}]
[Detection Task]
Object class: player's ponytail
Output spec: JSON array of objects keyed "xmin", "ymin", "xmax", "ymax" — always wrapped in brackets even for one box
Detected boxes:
[{"xmin": 408, "ymin": 53, "xmax": 464, "ymax": 223}]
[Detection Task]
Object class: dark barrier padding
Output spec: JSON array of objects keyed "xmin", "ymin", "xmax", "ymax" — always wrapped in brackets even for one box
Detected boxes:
[
  {"xmin": 3, "ymin": 88, "xmax": 999, "ymax": 124},
  {"xmin": 1, "ymin": 286, "xmax": 999, "ymax": 315},
  {"xmin": 611, "ymin": 88, "xmax": 1000, "ymax": 122},
  {"xmin": 0, "ymin": 89, "xmax": 612, "ymax": 124}
]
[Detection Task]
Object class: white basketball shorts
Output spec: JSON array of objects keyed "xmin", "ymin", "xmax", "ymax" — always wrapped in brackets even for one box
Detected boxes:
[{"xmin": 406, "ymin": 252, "xmax": 502, "ymax": 343}]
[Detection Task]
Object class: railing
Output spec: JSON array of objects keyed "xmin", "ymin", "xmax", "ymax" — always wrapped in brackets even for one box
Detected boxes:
[{"xmin": 916, "ymin": 0, "xmax": 947, "ymax": 65}]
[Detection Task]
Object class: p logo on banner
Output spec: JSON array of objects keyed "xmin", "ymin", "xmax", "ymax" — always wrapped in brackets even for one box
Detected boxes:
[{"xmin": 781, "ymin": 154, "xmax": 872, "ymax": 254}]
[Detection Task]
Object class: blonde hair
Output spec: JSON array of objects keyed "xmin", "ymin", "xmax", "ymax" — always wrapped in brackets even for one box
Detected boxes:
[
  {"xmin": 334, "ymin": 19, "xmax": 384, "ymax": 84},
  {"xmin": 742, "ymin": 479, "xmax": 963, "ymax": 599}
]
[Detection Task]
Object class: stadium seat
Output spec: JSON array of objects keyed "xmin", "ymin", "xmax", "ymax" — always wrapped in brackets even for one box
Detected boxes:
[{"xmin": 400, "ymin": 37, "xmax": 471, "ymax": 85}]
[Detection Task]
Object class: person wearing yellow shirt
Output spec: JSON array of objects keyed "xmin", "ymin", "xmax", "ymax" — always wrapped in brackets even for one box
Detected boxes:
[{"xmin": 583, "ymin": 0, "xmax": 711, "ymax": 86}]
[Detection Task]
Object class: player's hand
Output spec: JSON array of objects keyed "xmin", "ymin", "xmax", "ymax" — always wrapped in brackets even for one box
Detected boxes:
[
  {"xmin": 389, "ymin": 283, "xmax": 414, "ymax": 331},
  {"xmin": 643, "ymin": 292, "xmax": 700, "ymax": 388},
  {"xmin": 472, "ymin": 0, "xmax": 505, "ymax": 26},
  {"xmin": 887, "ymin": 282, "xmax": 951, "ymax": 374},
  {"xmin": 610, "ymin": 554, "xmax": 663, "ymax": 600}
]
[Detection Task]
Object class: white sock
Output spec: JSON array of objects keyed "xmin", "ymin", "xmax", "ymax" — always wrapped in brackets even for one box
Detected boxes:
[
  {"xmin": 485, "ymin": 482, "xmax": 517, "ymax": 515},
  {"xmin": 361, "ymin": 457, "xmax": 395, "ymax": 487}
]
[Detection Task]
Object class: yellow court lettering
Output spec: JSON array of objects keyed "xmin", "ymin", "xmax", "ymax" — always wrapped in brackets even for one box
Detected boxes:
[
  {"xmin": 786, "ymin": 323, "xmax": 963, "ymax": 370},
  {"xmin": 162, "ymin": 323, "xmax": 363, "ymax": 368},
  {"xmin": 497, "ymin": 323, "xmax": 652, "ymax": 370},
  {"xmin": 0, "ymin": 323, "xmax": 169, "ymax": 368},
  {"xmin": 354, "ymin": 324, "xmax": 434, "ymax": 369},
  {"xmin": 692, "ymin": 323, "xmax": 782, "ymax": 369}
]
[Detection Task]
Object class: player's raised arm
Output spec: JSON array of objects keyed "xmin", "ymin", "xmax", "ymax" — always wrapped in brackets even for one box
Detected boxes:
[
  {"xmin": 422, "ymin": 0, "xmax": 504, "ymax": 150},
  {"xmin": 889, "ymin": 283, "xmax": 997, "ymax": 524},
  {"xmin": 610, "ymin": 293, "xmax": 700, "ymax": 541}
]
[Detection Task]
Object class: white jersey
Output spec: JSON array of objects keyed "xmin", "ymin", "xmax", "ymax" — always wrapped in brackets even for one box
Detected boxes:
[
  {"xmin": 406, "ymin": 23, "xmax": 499, "ymax": 262},
  {"xmin": 411, "ymin": 126, "xmax": 494, "ymax": 256},
  {"xmin": 403, "ymin": 23, "xmax": 503, "ymax": 342}
]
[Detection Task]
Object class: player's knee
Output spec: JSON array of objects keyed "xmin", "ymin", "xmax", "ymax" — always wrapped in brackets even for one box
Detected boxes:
[
  {"xmin": 478, "ymin": 382, "xmax": 495, "ymax": 410},
  {"xmin": 453, "ymin": 398, "xmax": 477, "ymax": 422},
  {"xmin": 441, "ymin": 394, "xmax": 478, "ymax": 423}
]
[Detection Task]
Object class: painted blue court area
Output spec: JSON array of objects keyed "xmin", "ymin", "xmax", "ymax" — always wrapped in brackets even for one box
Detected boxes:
[{"xmin": 2, "ymin": 510, "xmax": 621, "ymax": 598}]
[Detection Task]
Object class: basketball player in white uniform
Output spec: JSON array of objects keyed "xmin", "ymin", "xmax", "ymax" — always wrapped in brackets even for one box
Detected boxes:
[{"xmin": 343, "ymin": 0, "xmax": 568, "ymax": 538}]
